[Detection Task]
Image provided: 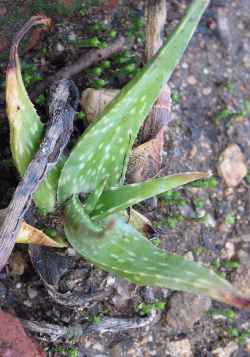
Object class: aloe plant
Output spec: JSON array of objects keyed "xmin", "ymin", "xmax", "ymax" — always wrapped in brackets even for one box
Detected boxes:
[{"xmin": 4, "ymin": 0, "xmax": 250, "ymax": 308}]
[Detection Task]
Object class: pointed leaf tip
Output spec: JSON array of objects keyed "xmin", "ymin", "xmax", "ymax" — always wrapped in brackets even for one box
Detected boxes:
[{"xmin": 58, "ymin": 0, "xmax": 210, "ymax": 201}]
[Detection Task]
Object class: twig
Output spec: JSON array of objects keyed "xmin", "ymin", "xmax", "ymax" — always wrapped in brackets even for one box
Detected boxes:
[
  {"xmin": 0, "ymin": 79, "xmax": 79, "ymax": 272},
  {"xmin": 31, "ymin": 36, "xmax": 126, "ymax": 100},
  {"xmin": 22, "ymin": 310, "xmax": 161, "ymax": 341}
]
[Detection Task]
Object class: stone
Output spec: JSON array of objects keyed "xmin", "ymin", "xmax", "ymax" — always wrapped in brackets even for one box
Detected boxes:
[
  {"xmin": 212, "ymin": 341, "xmax": 238, "ymax": 357},
  {"xmin": 167, "ymin": 339, "xmax": 192, "ymax": 357},
  {"xmin": 202, "ymin": 87, "xmax": 212, "ymax": 96},
  {"xmin": 27, "ymin": 286, "xmax": 38, "ymax": 299},
  {"xmin": 222, "ymin": 242, "xmax": 235, "ymax": 260},
  {"xmin": 217, "ymin": 144, "xmax": 247, "ymax": 187},
  {"xmin": 243, "ymin": 54, "xmax": 250, "ymax": 69},
  {"xmin": 166, "ymin": 292, "xmax": 211, "ymax": 333},
  {"xmin": 0, "ymin": 310, "xmax": 45, "ymax": 356},
  {"xmin": 9, "ymin": 251, "xmax": 27, "ymax": 276},
  {"xmin": 56, "ymin": 42, "xmax": 65, "ymax": 53},
  {"xmin": 232, "ymin": 261, "xmax": 250, "ymax": 296},
  {"xmin": 112, "ymin": 279, "xmax": 135, "ymax": 309},
  {"xmin": 187, "ymin": 76, "xmax": 197, "ymax": 86},
  {"xmin": 227, "ymin": 121, "xmax": 250, "ymax": 167}
]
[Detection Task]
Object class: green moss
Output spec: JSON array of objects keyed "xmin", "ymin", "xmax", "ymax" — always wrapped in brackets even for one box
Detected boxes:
[
  {"xmin": 136, "ymin": 300, "xmax": 166, "ymax": 316},
  {"xmin": 166, "ymin": 214, "xmax": 184, "ymax": 229},
  {"xmin": 225, "ymin": 213, "xmax": 235, "ymax": 226},
  {"xmin": 35, "ymin": 94, "xmax": 46, "ymax": 106},
  {"xmin": 22, "ymin": 63, "xmax": 43, "ymax": 88},
  {"xmin": 224, "ymin": 82, "xmax": 236, "ymax": 93},
  {"xmin": 245, "ymin": 171, "xmax": 250, "ymax": 185},
  {"xmin": 223, "ymin": 260, "xmax": 240, "ymax": 270},
  {"xmin": 193, "ymin": 198, "xmax": 205, "ymax": 209},
  {"xmin": 171, "ymin": 89, "xmax": 181, "ymax": 104},
  {"xmin": 208, "ymin": 308, "xmax": 236, "ymax": 322},
  {"xmin": 151, "ymin": 238, "xmax": 161, "ymax": 247},
  {"xmin": 215, "ymin": 108, "xmax": 234, "ymax": 121},
  {"xmin": 189, "ymin": 177, "xmax": 218, "ymax": 189},
  {"xmin": 76, "ymin": 111, "xmax": 86, "ymax": 121}
]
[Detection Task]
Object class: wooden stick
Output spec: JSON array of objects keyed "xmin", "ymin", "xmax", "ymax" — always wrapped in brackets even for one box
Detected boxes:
[
  {"xmin": 31, "ymin": 36, "xmax": 126, "ymax": 100},
  {"xmin": 0, "ymin": 80, "xmax": 79, "ymax": 272}
]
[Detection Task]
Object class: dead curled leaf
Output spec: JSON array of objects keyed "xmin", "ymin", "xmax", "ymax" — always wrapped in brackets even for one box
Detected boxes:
[
  {"xmin": 139, "ymin": 83, "xmax": 172, "ymax": 143},
  {"xmin": 0, "ymin": 209, "xmax": 66, "ymax": 248},
  {"xmin": 122, "ymin": 208, "xmax": 155, "ymax": 236},
  {"xmin": 81, "ymin": 88, "xmax": 119, "ymax": 124},
  {"xmin": 26, "ymin": 26, "xmax": 51, "ymax": 52},
  {"xmin": 126, "ymin": 127, "xmax": 165, "ymax": 183},
  {"xmin": 17, "ymin": 222, "xmax": 67, "ymax": 248}
]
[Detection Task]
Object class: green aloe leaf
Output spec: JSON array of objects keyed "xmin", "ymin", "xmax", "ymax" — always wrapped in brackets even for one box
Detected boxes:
[
  {"xmin": 58, "ymin": 0, "xmax": 210, "ymax": 203},
  {"xmin": 84, "ymin": 177, "xmax": 108, "ymax": 214},
  {"xmin": 64, "ymin": 196, "xmax": 250, "ymax": 308},
  {"xmin": 91, "ymin": 172, "xmax": 210, "ymax": 219},
  {"xmin": 6, "ymin": 16, "xmax": 63, "ymax": 214}
]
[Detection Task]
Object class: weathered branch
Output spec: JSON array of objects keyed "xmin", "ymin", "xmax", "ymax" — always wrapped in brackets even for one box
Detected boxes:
[
  {"xmin": 31, "ymin": 36, "xmax": 126, "ymax": 100},
  {"xmin": 22, "ymin": 310, "xmax": 160, "ymax": 341}
]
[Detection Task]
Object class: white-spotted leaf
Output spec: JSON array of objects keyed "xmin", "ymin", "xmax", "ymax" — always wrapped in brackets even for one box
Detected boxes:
[
  {"xmin": 64, "ymin": 196, "xmax": 250, "ymax": 308},
  {"xmin": 58, "ymin": 0, "xmax": 210, "ymax": 202}
]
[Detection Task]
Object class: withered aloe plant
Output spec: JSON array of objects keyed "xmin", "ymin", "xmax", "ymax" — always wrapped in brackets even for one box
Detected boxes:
[{"xmin": 4, "ymin": 0, "xmax": 250, "ymax": 308}]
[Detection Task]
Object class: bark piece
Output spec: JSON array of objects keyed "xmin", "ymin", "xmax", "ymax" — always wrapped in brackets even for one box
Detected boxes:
[
  {"xmin": 145, "ymin": 0, "xmax": 167, "ymax": 60},
  {"xmin": 31, "ymin": 36, "xmax": 125, "ymax": 100}
]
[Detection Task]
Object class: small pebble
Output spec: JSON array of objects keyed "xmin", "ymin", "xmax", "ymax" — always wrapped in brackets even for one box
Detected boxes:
[
  {"xmin": 187, "ymin": 75, "xmax": 197, "ymax": 86},
  {"xmin": 212, "ymin": 341, "xmax": 238, "ymax": 357},
  {"xmin": 223, "ymin": 242, "xmax": 235, "ymax": 260},
  {"xmin": 68, "ymin": 31, "xmax": 76, "ymax": 41},
  {"xmin": 188, "ymin": 145, "xmax": 197, "ymax": 159},
  {"xmin": 217, "ymin": 144, "xmax": 247, "ymax": 187},
  {"xmin": 202, "ymin": 87, "xmax": 212, "ymax": 96},
  {"xmin": 0, "ymin": 282, "xmax": 7, "ymax": 300},
  {"xmin": 243, "ymin": 54, "xmax": 250, "ymax": 69},
  {"xmin": 168, "ymin": 339, "xmax": 192, "ymax": 357},
  {"xmin": 9, "ymin": 251, "xmax": 26, "ymax": 276},
  {"xmin": 56, "ymin": 42, "xmax": 65, "ymax": 52},
  {"xmin": 27, "ymin": 286, "xmax": 38, "ymax": 299},
  {"xmin": 232, "ymin": 261, "xmax": 250, "ymax": 296},
  {"xmin": 166, "ymin": 293, "xmax": 211, "ymax": 333},
  {"xmin": 67, "ymin": 247, "xmax": 76, "ymax": 256}
]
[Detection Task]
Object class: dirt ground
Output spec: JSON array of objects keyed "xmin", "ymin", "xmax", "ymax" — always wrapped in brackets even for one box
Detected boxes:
[{"xmin": 0, "ymin": 0, "xmax": 250, "ymax": 356}]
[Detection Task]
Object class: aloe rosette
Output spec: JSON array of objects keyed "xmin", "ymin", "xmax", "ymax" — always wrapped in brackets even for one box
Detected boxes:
[{"xmin": 5, "ymin": 0, "xmax": 250, "ymax": 307}]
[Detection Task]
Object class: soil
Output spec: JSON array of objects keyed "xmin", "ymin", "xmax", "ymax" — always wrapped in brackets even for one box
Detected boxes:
[{"xmin": 0, "ymin": 0, "xmax": 250, "ymax": 356}]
